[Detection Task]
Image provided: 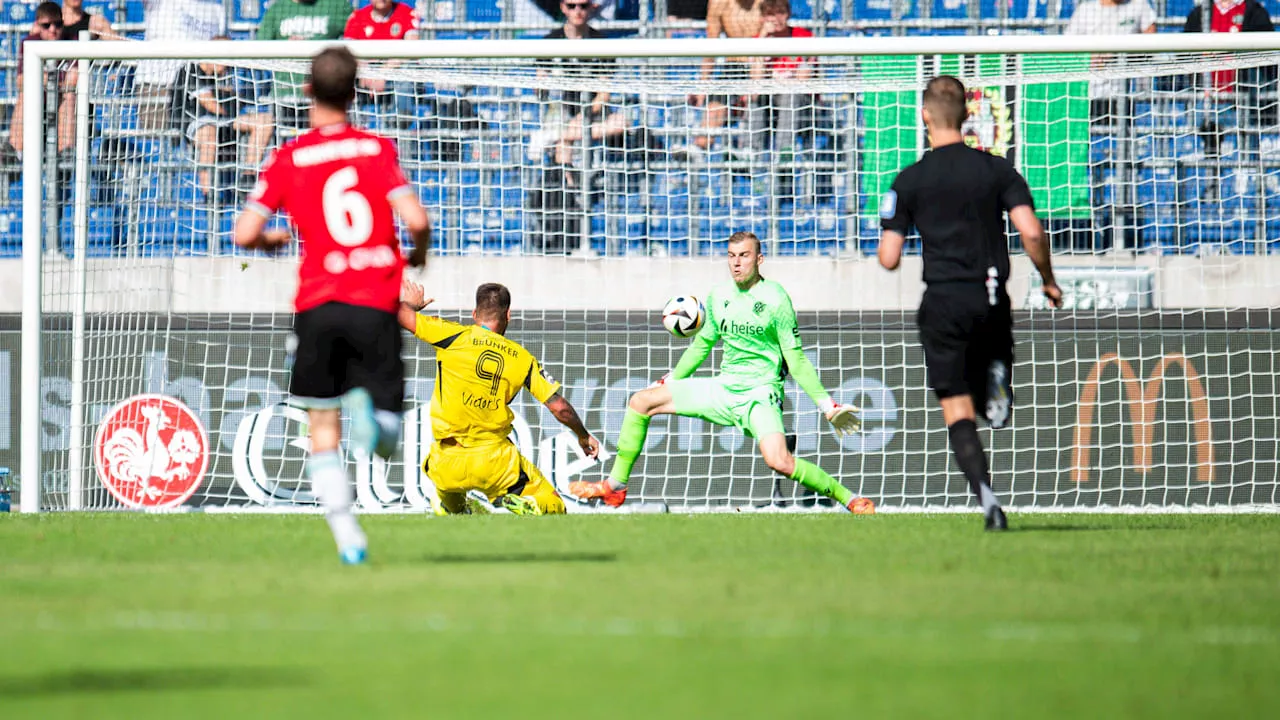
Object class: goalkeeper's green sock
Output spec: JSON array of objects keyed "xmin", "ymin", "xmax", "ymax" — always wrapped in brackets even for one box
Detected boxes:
[
  {"xmin": 607, "ymin": 408, "xmax": 651, "ymax": 488},
  {"xmin": 790, "ymin": 458, "xmax": 854, "ymax": 506}
]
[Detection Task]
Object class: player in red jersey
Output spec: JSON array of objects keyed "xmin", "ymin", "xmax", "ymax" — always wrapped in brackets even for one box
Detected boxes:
[{"xmin": 232, "ymin": 46, "xmax": 431, "ymax": 565}]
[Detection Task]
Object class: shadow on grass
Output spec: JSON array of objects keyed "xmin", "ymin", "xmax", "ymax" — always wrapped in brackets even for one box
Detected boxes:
[
  {"xmin": 1012, "ymin": 521, "xmax": 1187, "ymax": 533},
  {"xmin": 0, "ymin": 666, "xmax": 307, "ymax": 697},
  {"xmin": 422, "ymin": 551, "xmax": 618, "ymax": 564}
]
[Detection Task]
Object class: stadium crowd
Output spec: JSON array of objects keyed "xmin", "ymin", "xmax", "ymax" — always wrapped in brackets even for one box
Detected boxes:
[{"xmin": 0, "ymin": 0, "xmax": 1277, "ymax": 256}]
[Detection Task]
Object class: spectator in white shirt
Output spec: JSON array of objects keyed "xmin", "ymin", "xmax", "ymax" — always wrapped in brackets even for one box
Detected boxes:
[
  {"xmin": 1066, "ymin": 0, "xmax": 1157, "ymax": 120},
  {"xmin": 136, "ymin": 0, "xmax": 229, "ymax": 131}
]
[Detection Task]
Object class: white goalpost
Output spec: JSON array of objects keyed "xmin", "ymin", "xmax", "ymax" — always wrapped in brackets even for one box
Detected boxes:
[{"xmin": 14, "ymin": 34, "xmax": 1280, "ymax": 513}]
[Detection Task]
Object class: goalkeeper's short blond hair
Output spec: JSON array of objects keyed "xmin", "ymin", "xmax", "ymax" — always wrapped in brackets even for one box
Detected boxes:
[{"xmin": 728, "ymin": 231, "xmax": 762, "ymax": 253}]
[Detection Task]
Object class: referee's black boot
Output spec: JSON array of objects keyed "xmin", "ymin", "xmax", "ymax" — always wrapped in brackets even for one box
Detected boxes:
[{"xmin": 984, "ymin": 506, "xmax": 1008, "ymax": 532}]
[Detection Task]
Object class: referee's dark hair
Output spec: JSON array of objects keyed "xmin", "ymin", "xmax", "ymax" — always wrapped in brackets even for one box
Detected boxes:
[
  {"xmin": 309, "ymin": 46, "xmax": 359, "ymax": 111},
  {"xmin": 475, "ymin": 283, "xmax": 512, "ymax": 317},
  {"xmin": 923, "ymin": 75, "xmax": 968, "ymax": 131}
]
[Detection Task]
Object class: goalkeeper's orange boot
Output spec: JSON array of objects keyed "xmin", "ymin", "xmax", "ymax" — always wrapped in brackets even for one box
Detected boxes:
[
  {"xmin": 568, "ymin": 479, "xmax": 628, "ymax": 508},
  {"xmin": 847, "ymin": 497, "xmax": 876, "ymax": 515}
]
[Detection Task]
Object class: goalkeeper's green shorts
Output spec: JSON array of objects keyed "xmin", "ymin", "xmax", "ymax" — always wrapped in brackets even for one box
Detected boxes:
[{"xmin": 668, "ymin": 377, "xmax": 785, "ymax": 440}]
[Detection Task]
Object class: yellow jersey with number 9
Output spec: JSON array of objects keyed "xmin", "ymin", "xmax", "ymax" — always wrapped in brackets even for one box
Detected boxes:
[{"xmin": 411, "ymin": 315, "xmax": 561, "ymax": 446}]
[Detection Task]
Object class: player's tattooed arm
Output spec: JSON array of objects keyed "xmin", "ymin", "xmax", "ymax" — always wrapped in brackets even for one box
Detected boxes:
[{"xmin": 544, "ymin": 393, "xmax": 600, "ymax": 459}]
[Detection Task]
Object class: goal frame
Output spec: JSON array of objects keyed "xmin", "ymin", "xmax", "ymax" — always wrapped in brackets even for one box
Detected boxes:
[{"xmin": 19, "ymin": 32, "xmax": 1280, "ymax": 513}]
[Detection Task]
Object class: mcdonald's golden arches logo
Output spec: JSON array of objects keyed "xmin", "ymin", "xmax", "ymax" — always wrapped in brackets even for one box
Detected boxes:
[{"xmin": 1073, "ymin": 353, "xmax": 1213, "ymax": 484}]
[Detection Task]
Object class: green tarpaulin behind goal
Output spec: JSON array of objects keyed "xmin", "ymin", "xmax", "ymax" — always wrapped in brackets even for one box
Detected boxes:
[{"xmin": 861, "ymin": 54, "xmax": 1092, "ymax": 221}]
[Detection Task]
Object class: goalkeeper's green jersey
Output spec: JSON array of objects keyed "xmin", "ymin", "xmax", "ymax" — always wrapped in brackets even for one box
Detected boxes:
[{"xmin": 672, "ymin": 279, "xmax": 828, "ymax": 407}]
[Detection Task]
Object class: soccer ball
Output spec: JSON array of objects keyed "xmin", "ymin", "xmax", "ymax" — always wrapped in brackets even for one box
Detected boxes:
[{"xmin": 662, "ymin": 296, "xmax": 705, "ymax": 338}]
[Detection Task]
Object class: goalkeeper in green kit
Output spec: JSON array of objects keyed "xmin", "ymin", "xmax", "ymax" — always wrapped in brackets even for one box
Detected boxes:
[{"xmin": 570, "ymin": 231, "xmax": 876, "ymax": 514}]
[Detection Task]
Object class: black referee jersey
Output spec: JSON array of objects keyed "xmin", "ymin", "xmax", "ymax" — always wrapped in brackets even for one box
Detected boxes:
[{"xmin": 879, "ymin": 143, "xmax": 1034, "ymax": 295}]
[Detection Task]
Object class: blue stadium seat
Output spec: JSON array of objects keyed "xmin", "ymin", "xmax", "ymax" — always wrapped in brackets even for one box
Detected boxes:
[
  {"xmin": 814, "ymin": 206, "xmax": 843, "ymax": 255},
  {"xmin": 725, "ymin": 212, "xmax": 770, "ymax": 240},
  {"xmin": 1132, "ymin": 133, "xmax": 1200, "ymax": 163},
  {"xmin": 4, "ymin": 2, "xmax": 33, "ymax": 24},
  {"xmin": 586, "ymin": 216, "xmax": 608, "ymax": 255},
  {"xmin": 499, "ymin": 180, "xmax": 524, "ymax": 209},
  {"xmin": 461, "ymin": 208, "xmax": 485, "ymax": 233},
  {"xmin": 1165, "ymin": 0, "xmax": 1197, "ymax": 20},
  {"xmin": 0, "ymin": 205, "xmax": 19, "ymax": 257},
  {"xmin": 906, "ymin": 26, "xmax": 969, "ymax": 36},
  {"xmin": 58, "ymin": 206, "xmax": 119, "ymax": 257},
  {"xmin": 1136, "ymin": 168, "xmax": 1178, "ymax": 206},
  {"xmin": 499, "ymin": 207, "xmax": 523, "ymax": 236},
  {"xmin": 651, "ymin": 195, "xmax": 690, "ymax": 217},
  {"xmin": 1137, "ymin": 204, "xmax": 1179, "ymax": 251},
  {"xmin": 932, "ymin": 0, "xmax": 977, "ymax": 20},
  {"xmin": 789, "ymin": 0, "xmax": 852, "ymax": 19},
  {"xmin": 414, "ymin": 170, "xmax": 446, "ymax": 207},
  {"xmin": 1134, "ymin": 102, "xmax": 1198, "ymax": 131},
  {"xmin": 775, "ymin": 219, "xmax": 813, "ymax": 256},
  {"xmin": 1090, "ymin": 135, "xmax": 1117, "ymax": 165},
  {"xmin": 649, "ymin": 216, "xmax": 691, "ymax": 256},
  {"xmin": 1183, "ymin": 204, "xmax": 1258, "ymax": 254},
  {"xmin": 466, "ymin": 0, "xmax": 502, "ymax": 22},
  {"xmin": 459, "ymin": 181, "xmax": 483, "ymax": 209},
  {"xmin": 651, "ymin": 171, "xmax": 689, "ymax": 196},
  {"xmin": 1178, "ymin": 166, "xmax": 1248, "ymax": 206},
  {"xmin": 854, "ymin": 0, "xmax": 915, "ymax": 20},
  {"xmin": 136, "ymin": 205, "xmax": 211, "ymax": 256},
  {"xmin": 691, "ymin": 168, "xmax": 729, "ymax": 197},
  {"xmin": 232, "ymin": 0, "xmax": 263, "ymax": 23},
  {"xmin": 173, "ymin": 173, "xmax": 202, "ymax": 204},
  {"xmin": 1011, "ymin": 0, "xmax": 1052, "ymax": 19},
  {"xmin": 857, "ymin": 216, "xmax": 882, "ymax": 255}
]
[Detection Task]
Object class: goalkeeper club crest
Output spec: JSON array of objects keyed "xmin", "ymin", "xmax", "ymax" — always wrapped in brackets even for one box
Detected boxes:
[{"xmin": 93, "ymin": 394, "xmax": 209, "ymax": 509}]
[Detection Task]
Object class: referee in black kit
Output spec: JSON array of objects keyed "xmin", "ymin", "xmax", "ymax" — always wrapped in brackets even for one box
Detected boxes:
[{"xmin": 878, "ymin": 76, "xmax": 1063, "ymax": 531}]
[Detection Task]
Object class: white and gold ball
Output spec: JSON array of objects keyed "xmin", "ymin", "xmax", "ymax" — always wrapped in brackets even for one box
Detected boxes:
[{"xmin": 662, "ymin": 296, "xmax": 705, "ymax": 338}]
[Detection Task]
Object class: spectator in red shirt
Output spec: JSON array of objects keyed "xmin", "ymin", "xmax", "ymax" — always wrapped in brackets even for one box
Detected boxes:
[
  {"xmin": 343, "ymin": 0, "xmax": 418, "ymax": 99},
  {"xmin": 1184, "ymin": 0, "xmax": 1276, "ymax": 148},
  {"xmin": 1184, "ymin": 0, "xmax": 1274, "ymax": 94},
  {"xmin": 747, "ymin": 0, "xmax": 815, "ymax": 157}
]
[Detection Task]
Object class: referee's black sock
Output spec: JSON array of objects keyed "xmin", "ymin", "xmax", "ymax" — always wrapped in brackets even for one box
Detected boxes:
[{"xmin": 947, "ymin": 419, "xmax": 1000, "ymax": 513}]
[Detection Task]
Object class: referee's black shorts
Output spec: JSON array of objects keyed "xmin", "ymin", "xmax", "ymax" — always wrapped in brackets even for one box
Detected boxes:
[
  {"xmin": 289, "ymin": 301, "xmax": 404, "ymax": 413},
  {"xmin": 916, "ymin": 286, "xmax": 1013, "ymax": 405}
]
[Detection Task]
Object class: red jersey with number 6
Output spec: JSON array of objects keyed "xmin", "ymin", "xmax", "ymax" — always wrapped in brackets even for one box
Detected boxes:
[{"xmin": 247, "ymin": 123, "xmax": 412, "ymax": 314}]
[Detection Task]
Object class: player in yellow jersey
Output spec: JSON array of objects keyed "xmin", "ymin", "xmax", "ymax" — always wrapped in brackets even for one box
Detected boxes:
[{"xmin": 398, "ymin": 279, "xmax": 600, "ymax": 515}]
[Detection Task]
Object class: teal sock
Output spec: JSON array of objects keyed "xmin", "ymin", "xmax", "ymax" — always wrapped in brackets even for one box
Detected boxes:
[
  {"xmin": 608, "ymin": 408, "xmax": 651, "ymax": 485},
  {"xmin": 790, "ymin": 458, "xmax": 854, "ymax": 506}
]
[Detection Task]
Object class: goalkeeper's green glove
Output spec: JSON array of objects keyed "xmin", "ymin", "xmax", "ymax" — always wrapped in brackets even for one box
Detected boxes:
[{"xmin": 819, "ymin": 399, "xmax": 862, "ymax": 437}]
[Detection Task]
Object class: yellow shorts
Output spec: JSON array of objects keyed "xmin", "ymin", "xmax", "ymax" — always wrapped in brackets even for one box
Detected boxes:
[{"xmin": 425, "ymin": 438, "xmax": 565, "ymax": 515}]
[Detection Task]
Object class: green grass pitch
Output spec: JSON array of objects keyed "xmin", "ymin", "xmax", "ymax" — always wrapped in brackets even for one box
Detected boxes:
[{"xmin": 1, "ymin": 513, "xmax": 1278, "ymax": 718}]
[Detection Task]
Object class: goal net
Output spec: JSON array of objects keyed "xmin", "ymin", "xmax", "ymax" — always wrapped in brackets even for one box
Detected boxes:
[{"xmin": 13, "ymin": 35, "xmax": 1280, "ymax": 513}]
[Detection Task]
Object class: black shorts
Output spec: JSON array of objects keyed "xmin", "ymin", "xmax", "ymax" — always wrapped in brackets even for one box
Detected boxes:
[
  {"xmin": 917, "ymin": 286, "xmax": 1014, "ymax": 404},
  {"xmin": 289, "ymin": 301, "xmax": 404, "ymax": 413}
]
